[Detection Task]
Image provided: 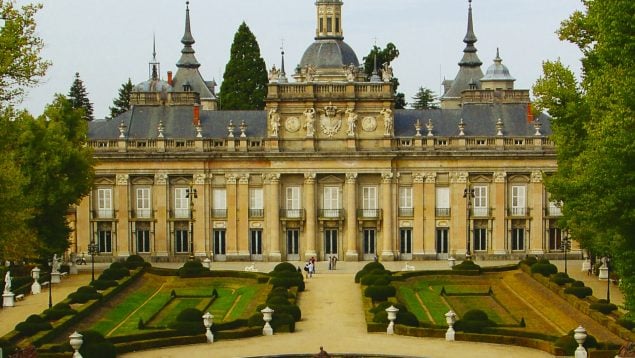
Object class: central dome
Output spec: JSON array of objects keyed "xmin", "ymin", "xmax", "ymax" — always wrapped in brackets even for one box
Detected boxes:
[{"xmin": 300, "ymin": 39, "xmax": 359, "ymax": 69}]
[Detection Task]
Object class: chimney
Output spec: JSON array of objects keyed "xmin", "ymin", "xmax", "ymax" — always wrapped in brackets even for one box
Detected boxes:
[
  {"xmin": 167, "ymin": 71, "xmax": 173, "ymax": 86},
  {"xmin": 527, "ymin": 103, "xmax": 534, "ymax": 123},
  {"xmin": 193, "ymin": 104, "xmax": 200, "ymax": 126}
]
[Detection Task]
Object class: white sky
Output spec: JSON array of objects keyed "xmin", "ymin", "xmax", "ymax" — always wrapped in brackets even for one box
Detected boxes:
[{"xmin": 16, "ymin": 0, "xmax": 584, "ymax": 118}]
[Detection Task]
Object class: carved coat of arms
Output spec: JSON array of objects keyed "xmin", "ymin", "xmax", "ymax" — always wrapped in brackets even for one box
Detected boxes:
[{"xmin": 319, "ymin": 103, "xmax": 343, "ymax": 137}]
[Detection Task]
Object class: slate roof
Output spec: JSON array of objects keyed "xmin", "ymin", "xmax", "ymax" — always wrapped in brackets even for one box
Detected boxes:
[
  {"xmin": 89, "ymin": 104, "xmax": 550, "ymax": 140},
  {"xmin": 300, "ymin": 39, "xmax": 360, "ymax": 69}
]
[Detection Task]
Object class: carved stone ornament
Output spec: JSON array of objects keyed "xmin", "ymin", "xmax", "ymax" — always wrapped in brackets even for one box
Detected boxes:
[
  {"xmin": 225, "ymin": 174, "xmax": 238, "ymax": 185},
  {"xmin": 304, "ymin": 172, "xmax": 316, "ymax": 184},
  {"xmin": 319, "ymin": 103, "xmax": 342, "ymax": 137},
  {"xmin": 531, "ymin": 171, "xmax": 543, "ymax": 183},
  {"xmin": 239, "ymin": 174, "xmax": 250, "ymax": 185},
  {"xmin": 116, "ymin": 174, "xmax": 129, "ymax": 186},
  {"xmin": 361, "ymin": 116, "xmax": 377, "ymax": 132},
  {"xmin": 450, "ymin": 172, "xmax": 469, "ymax": 184},
  {"xmin": 424, "ymin": 172, "xmax": 437, "ymax": 184},
  {"xmin": 413, "ymin": 172, "xmax": 425, "ymax": 184},
  {"xmin": 155, "ymin": 173, "xmax": 168, "ymax": 185},
  {"xmin": 345, "ymin": 172, "xmax": 358, "ymax": 184},
  {"xmin": 194, "ymin": 173, "xmax": 207, "ymax": 185},
  {"xmin": 264, "ymin": 173, "xmax": 281, "ymax": 184},
  {"xmin": 285, "ymin": 116, "xmax": 301, "ymax": 133},
  {"xmin": 381, "ymin": 172, "xmax": 393, "ymax": 183},
  {"xmin": 494, "ymin": 171, "xmax": 507, "ymax": 183}
]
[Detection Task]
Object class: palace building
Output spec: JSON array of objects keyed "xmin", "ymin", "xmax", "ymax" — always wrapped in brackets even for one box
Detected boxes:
[{"xmin": 72, "ymin": 0, "xmax": 567, "ymax": 263}]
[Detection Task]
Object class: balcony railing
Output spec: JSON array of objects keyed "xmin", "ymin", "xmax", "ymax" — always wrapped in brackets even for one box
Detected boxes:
[
  {"xmin": 357, "ymin": 209, "xmax": 382, "ymax": 219},
  {"xmin": 435, "ymin": 208, "xmax": 451, "ymax": 217},
  {"xmin": 280, "ymin": 209, "xmax": 305, "ymax": 220},
  {"xmin": 249, "ymin": 209, "xmax": 264, "ymax": 218},
  {"xmin": 509, "ymin": 207, "xmax": 528, "ymax": 217},
  {"xmin": 319, "ymin": 209, "xmax": 343, "ymax": 219},
  {"xmin": 93, "ymin": 209, "xmax": 114, "ymax": 220},
  {"xmin": 547, "ymin": 205, "xmax": 563, "ymax": 217},
  {"xmin": 211, "ymin": 209, "xmax": 228, "ymax": 218},
  {"xmin": 131, "ymin": 209, "xmax": 152, "ymax": 219},
  {"xmin": 398, "ymin": 208, "xmax": 414, "ymax": 217},
  {"xmin": 471, "ymin": 207, "xmax": 490, "ymax": 218},
  {"xmin": 173, "ymin": 208, "xmax": 190, "ymax": 219}
]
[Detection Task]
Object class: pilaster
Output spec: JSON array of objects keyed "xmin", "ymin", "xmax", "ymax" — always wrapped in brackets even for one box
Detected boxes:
[
  {"xmin": 345, "ymin": 173, "xmax": 358, "ymax": 261},
  {"xmin": 493, "ymin": 171, "xmax": 507, "ymax": 255},
  {"xmin": 422, "ymin": 172, "xmax": 438, "ymax": 259},
  {"xmin": 226, "ymin": 174, "xmax": 238, "ymax": 258},
  {"xmin": 237, "ymin": 174, "xmax": 250, "ymax": 259},
  {"xmin": 154, "ymin": 173, "xmax": 169, "ymax": 258},
  {"xmin": 529, "ymin": 171, "xmax": 545, "ymax": 254},
  {"xmin": 412, "ymin": 173, "xmax": 425, "ymax": 259},
  {"xmin": 450, "ymin": 172, "xmax": 468, "ymax": 256},
  {"xmin": 265, "ymin": 173, "xmax": 282, "ymax": 261},
  {"xmin": 381, "ymin": 171, "xmax": 394, "ymax": 260},
  {"xmin": 115, "ymin": 174, "xmax": 130, "ymax": 258},
  {"xmin": 304, "ymin": 173, "xmax": 317, "ymax": 259},
  {"xmin": 193, "ymin": 173, "xmax": 207, "ymax": 258}
]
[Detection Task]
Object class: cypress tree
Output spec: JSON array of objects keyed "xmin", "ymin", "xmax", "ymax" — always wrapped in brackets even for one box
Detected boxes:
[
  {"xmin": 220, "ymin": 22, "xmax": 268, "ymax": 110},
  {"xmin": 109, "ymin": 78, "xmax": 133, "ymax": 118},
  {"xmin": 68, "ymin": 72, "xmax": 94, "ymax": 121}
]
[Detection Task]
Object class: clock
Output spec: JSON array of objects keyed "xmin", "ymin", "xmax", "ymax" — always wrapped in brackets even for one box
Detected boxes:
[
  {"xmin": 361, "ymin": 116, "xmax": 377, "ymax": 132},
  {"xmin": 285, "ymin": 116, "xmax": 301, "ymax": 133}
]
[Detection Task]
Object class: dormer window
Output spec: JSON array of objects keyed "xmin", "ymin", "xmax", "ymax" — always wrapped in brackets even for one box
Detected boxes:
[{"xmin": 183, "ymin": 83, "xmax": 191, "ymax": 92}]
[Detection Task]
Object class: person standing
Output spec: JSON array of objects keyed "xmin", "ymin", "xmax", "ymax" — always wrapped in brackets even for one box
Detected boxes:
[
  {"xmin": 307, "ymin": 261, "xmax": 314, "ymax": 278},
  {"xmin": 331, "ymin": 256, "xmax": 338, "ymax": 270}
]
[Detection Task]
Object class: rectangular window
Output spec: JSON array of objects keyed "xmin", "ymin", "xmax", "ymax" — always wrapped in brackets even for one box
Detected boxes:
[
  {"xmin": 472, "ymin": 185, "xmax": 488, "ymax": 217},
  {"xmin": 512, "ymin": 228, "xmax": 525, "ymax": 251},
  {"xmin": 327, "ymin": 17, "xmax": 332, "ymax": 32},
  {"xmin": 97, "ymin": 188, "xmax": 113, "ymax": 218},
  {"xmin": 548, "ymin": 199, "xmax": 563, "ymax": 216},
  {"xmin": 549, "ymin": 227, "xmax": 563, "ymax": 251},
  {"xmin": 335, "ymin": 17, "xmax": 340, "ymax": 32},
  {"xmin": 214, "ymin": 230, "xmax": 226, "ymax": 255},
  {"xmin": 175, "ymin": 229, "xmax": 189, "ymax": 253},
  {"xmin": 511, "ymin": 186, "xmax": 526, "ymax": 216},
  {"xmin": 320, "ymin": 18, "xmax": 324, "ymax": 33},
  {"xmin": 137, "ymin": 230, "xmax": 150, "ymax": 253},
  {"xmin": 399, "ymin": 187, "xmax": 413, "ymax": 216},
  {"xmin": 287, "ymin": 229, "xmax": 300, "ymax": 255},
  {"xmin": 436, "ymin": 228, "xmax": 449, "ymax": 254},
  {"xmin": 323, "ymin": 186, "xmax": 340, "ymax": 217},
  {"xmin": 98, "ymin": 230, "xmax": 112, "ymax": 253},
  {"xmin": 174, "ymin": 188, "xmax": 189, "ymax": 219},
  {"xmin": 213, "ymin": 188, "xmax": 227, "ymax": 218},
  {"xmin": 136, "ymin": 188, "xmax": 151, "ymax": 218},
  {"xmin": 474, "ymin": 228, "xmax": 487, "ymax": 251},
  {"xmin": 249, "ymin": 188, "xmax": 264, "ymax": 217},
  {"xmin": 286, "ymin": 186, "xmax": 301, "ymax": 218},
  {"xmin": 362, "ymin": 186, "xmax": 378, "ymax": 217},
  {"xmin": 250, "ymin": 230, "xmax": 263, "ymax": 255},
  {"xmin": 400, "ymin": 229, "xmax": 412, "ymax": 254},
  {"xmin": 435, "ymin": 187, "xmax": 450, "ymax": 216}
]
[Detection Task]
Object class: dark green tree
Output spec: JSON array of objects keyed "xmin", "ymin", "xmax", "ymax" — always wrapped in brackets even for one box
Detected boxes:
[
  {"xmin": 411, "ymin": 87, "xmax": 439, "ymax": 109},
  {"xmin": 68, "ymin": 72, "xmax": 94, "ymax": 121},
  {"xmin": 362, "ymin": 43, "xmax": 406, "ymax": 109},
  {"xmin": 0, "ymin": 1, "xmax": 50, "ymax": 107},
  {"xmin": 14, "ymin": 95, "xmax": 94, "ymax": 257},
  {"xmin": 533, "ymin": 0, "xmax": 635, "ymax": 314},
  {"xmin": 220, "ymin": 22, "xmax": 268, "ymax": 110},
  {"xmin": 109, "ymin": 78, "xmax": 133, "ymax": 118}
]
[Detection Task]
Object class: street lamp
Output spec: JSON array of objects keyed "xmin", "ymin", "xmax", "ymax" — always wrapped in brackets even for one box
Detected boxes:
[
  {"xmin": 87, "ymin": 240, "xmax": 99, "ymax": 282},
  {"xmin": 606, "ymin": 256, "xmax": 611, "ymax": 303},
  {"xmin": 561, "ymin": 230, "xmax": 571, "ymax": 275},
  {"xmin": 47, "ymin": 258, "xmax": 53, "ymax": 309},
  {"xmin": 186, "ymin": 185, "xmax": 198, "ymax": 261},
  {"xmin": 463, "ymin": 187, "xmax": 475, "ymax": 260}
]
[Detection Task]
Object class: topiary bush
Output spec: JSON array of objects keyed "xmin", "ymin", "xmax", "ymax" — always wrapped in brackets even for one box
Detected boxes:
[
  {"xmin": 531, "ymin": 262, "xmax": 558, "ymax": 277},
  {"xmin": 125, "ymin": 254, "xmax": 146, "ymax": 269},
  {"xmin": 15, "ymin": 315, "xmax": 52, "ymax": 336},
  {"xmin": 550, "ymin": 272, "xmax": 574, "ymax": 286},
  {"xmin": 555, "ymin": 330, "xmax": 598, "ymax": 355},
  {"xmin": 452, "ymin": 260, "xmax": 481, "ymax": 272},
  {"xmin": 179, "ymin": 260, "xmax": 209, "ymax": 278},
  {"xmin": 564, "ymin": 286, "xmax": 593, "ymax": 299},
  {"xmin": 590, "ymin": 300, "xmax": 618, "ymax": 314},
  {"xmin": 90, "ymin": 279, "xmax": 118, "ymax": 291},
  {"xmin": 43, "ymin": 303, "xmax": 77, "ymax": 321},
  {"xmin": 79, "ymin": 330, "xmax": 117, "ymax": 358},
  {"xmin": 571, "ymin": 280, "xmax": 585, "ymax": 287},
  {"xmin": 618, "ymin": 318, "xmax": 635, "ymax": 331},
  {"xmin": 272, "ymin": 262, "xmax": 297, "ymax": 273},
  {"xmin": 360, "ymin": 274, "xmax": 391, "ymax": 286},
  {"xmin": 98, "ymin": 262, "xmax": 130, "ymax": 281},
  {"xmin": 355, "ymin": 262, "xmax": 386, "ymax": 283},
  {"xmin": 453, "ymin": 309, "xmax": 496, "ymax": 333},
  {"xmin": 69, "ymin": 286, "xmax": 102, "ymax": 304},
  {"xmin": 364, "ymin": 285, "xmax": 396, "ymax": 301},
  {"xmin": 521, "ymin": 256, "xmax": 538, "ymax": 266},
  {"xmin": 169, "ymin": 308, "xmax": 205, "ymax": 335}
]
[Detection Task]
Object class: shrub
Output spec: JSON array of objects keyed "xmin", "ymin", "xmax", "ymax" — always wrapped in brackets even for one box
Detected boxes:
[
  {"xmin": 550, "ymin": 272, "xmax": 574, "ymax": 286},
  {"xmin": 99, "ymin": 267, "xmax": 129, "ymax": 281},
  {"xmin": 589, "ymin": 302, "xmax": 618, "ymax": 314},
  {"xmin": 360, "ymin": 274, "xmax": 391, "ymax": 286},
  {"xmin": 564, "ymin": 286, "xmax": 593, "ymax": 299},
  {"xmin": 248, "ymin": 313, "xmax": 265, "ymax": 328},
  {"xmin": 79, "ymin": 330, "xmax": 117, "ymax": 358},
  {"xmin": 618, "ymin": 318, "xmax": 635, "ymax": 330},
  {"xmin": 109, "ymin": 262, "xmax": 127, "ymax": 270},
  {"xmin": 90, "ymin": 279, "xmax": 118, "ymax": 290},
  {"xmin": 396, "ymin": 311, "xmax": 419, "ymax": 327},
  {"xmin": 272, "ymin": 262, "xmax": 297, "ymax": 273},
  {"xmin": 531, "ymin": 263, "xmax": 558, "ymax": 277},
  {"xmin": 555, "ymin": 330, "xmax": 598, "ymax": 355},
  {"xmin": 452, "ymin": 260, "xmax": 481, "ymax": 272},
  {"xmin": 364, "ymin": 285, "xmax": 396, "ymax": 301},
  {"xmin": 125, "ymin": 255, "xmax": 146, "ymax": 269},
  {"xmin": 69, "ymin": 286, "xmax": 102, "ymax": 303},
  {"xmin": 463, "ymin": 309, "xmax": 489, "ymax": 321},
  {"xmin": 176, "ymin": 308, "xmax": 204, "ymax": 322},
  {"xmin": 267, "ymin": 295, "xmax": 290, "ymax": 306},
  {"xmin": 270, "ymin": 276, "xmax": 305, "ymax": 292},
  {"xmin": 538, "ymin": 257, "xmax": 551, "ymax": 264},
  {"xmin": 571, "ymin": 280, "xmax": 585, "ymax": 287},
  {"xmin": 363, "ymin": 262, "xmax": 385, "ymax": 272},
  {"xmin": 178, "ymin": 260, "xmax": 208, "ymax": 277},
  {"xmin": 355, "ymin": 262, "xmax": 386, "ymax": 283},
  {"xmin": 370, "ymin": 302, "xmax": 408, "ymax": 314},
  {"xmin": 454, "ymin": 309, "xmax": 496, "ymax": 333},
  {"xmin": 257, "ymin": 303, "xmax": 301, "ymax": 322},
  {"xmin": 271, "ymin": 312, "xmax": 296, "ymax": 332},
  {"xmin": 170, "ymin": 308, "xmax": 205, "ymax": 335},
  {"xmin": 43, "ymin": 303, "xmax": 76, "ymax": 321},
  {"xmin": 521, "ymin": 256, "xmax": 538, "ymax": 266},
  {"xmin": 15, "ymin": 315, "xmax": 52, "ymax": 336}
]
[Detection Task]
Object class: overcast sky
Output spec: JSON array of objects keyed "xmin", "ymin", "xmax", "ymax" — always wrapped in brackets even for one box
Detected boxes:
[{"xmin": 15, "ymin": 0, "xmax": 584, "ymax": 119}]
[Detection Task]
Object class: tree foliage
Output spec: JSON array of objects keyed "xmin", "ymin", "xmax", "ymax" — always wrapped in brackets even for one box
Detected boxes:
[
  {"xmin": 362, "ymin": 43, "xmax": 406, "ymax": 109},
  {"xmin": 411, "ymin": 87, "xmax": 439, "ymax": 109},
  {"xmin": 109, "ymin": 78, "xmax": 133, "ymax": 118},
  {"xmin": 0, "ymin": 0, "xmax": 50, "ymax": 107},
  {"xmin": 68, "ymin": 72, "xmax": 94, "ymax": 121},
  {"xmin": 220, "ymin": 22, "xmax": 268, "ymax": 110},
  {"xmin": 532, "ymin": 0, "xmax": 635, "ymax": 314}
]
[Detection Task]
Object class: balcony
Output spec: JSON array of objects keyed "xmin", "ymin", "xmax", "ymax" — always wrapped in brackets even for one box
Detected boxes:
[
  {"xmin": 398, "ymin": 208, "xmax": 414, "ymax": 217},
  {"xmin": 211, "ymin": 209, "xmax": 228, "ymax": 218},
  {"xmin": 173, "ymin": 208, "xmax": 190, "ymax": 219},
  {"xmin": 546, "ymin": 205, "xmax": 563, "ymax": 217},
  {"xmin": 357, "ymin": 209, "xmax": 382, "ymax": 219},
  {"xmin": 131, "ymin": 209, "xmax": 153, "ymax": 220},
  {"xmin": 509, "ymin": 207, "xmax": 529, "ymax": 217},
  {"xmin": 280, "ymin": 209, "xmax": 305, "ymax": 220},
  {"xmin": 471, "ymin": 207, "xmax": 491, "ymax": 218},
  {"xmin": 435, "ymin": 208, "xmax": 451, "ymax": 217},
  {"xmin": 92, "ymin": 209, "xmax": 115, "ymax": 220},
  {"xmin": 319, "ymin": 209, "xmax": 343, "ymax": 219},
  {"xmin": 249, "ymin": 209, "xmax": 264, "ymax": 218}
]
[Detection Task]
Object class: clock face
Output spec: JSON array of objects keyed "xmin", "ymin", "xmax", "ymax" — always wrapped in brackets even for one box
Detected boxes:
[
  {"xmin": 362, "ymin": 116, "xmax": 377, "ymax": 132},
  {"xmin": 285, "ymin": 116, "xmax": 300, "ymax": 133}
]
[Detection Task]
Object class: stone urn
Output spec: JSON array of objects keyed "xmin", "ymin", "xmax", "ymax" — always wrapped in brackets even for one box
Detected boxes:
[
  {"xmin": 69, "ymin": 331, "xmax": 83, "ymax": 358},
  {"xmin": 385, "ymin": 305, "xmax": 399, "ymax": 335},
  {"xmin": 202, "ymin": 312, "xmax": 214, "ymax": 343},
  {"xmin": 574, "ymin": 325, "xmax": 587, "ymax": 358},
  {"xmin": 261, "ymin": 306, "xmax": 274, "ymax": 336},
  {"xmin": 31, "ymin": 267, "xmax": 41, "ymax": 295},
  {"xmin": 445, "ymin": 310, "xmax": 457, "ymax": 341}
]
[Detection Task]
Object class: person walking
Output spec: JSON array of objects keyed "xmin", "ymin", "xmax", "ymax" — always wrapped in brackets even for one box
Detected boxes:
[{"xmin": 307, "ymin": 261, "xmax": 314, "ymax": 278}]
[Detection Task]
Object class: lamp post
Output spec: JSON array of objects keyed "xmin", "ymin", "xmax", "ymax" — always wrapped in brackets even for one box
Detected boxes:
[
  {"xmin": 186, "ymin": 185, "xmax": 198, "ymax": 261},
  {"xmin": 561, "ymin": 230, "xmax": 571, "ymax": 275},
  {"xmin": 463, "ymin": 187, "xmax": 475, "ymax": 260},
  {"xmin": 606, "ymin": 256, "xmax": 611, "ymax": 303},
  {"xmin": 87, "ymin": 240, "xmax": 98, "ymax": 282},
  {"xmin": 48, "ymin": 258, "xmax": 53, "ymax": 309}
]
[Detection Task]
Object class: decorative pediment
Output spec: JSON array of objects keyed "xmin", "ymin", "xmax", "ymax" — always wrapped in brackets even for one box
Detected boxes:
[
  {"xmin": 319, "ymin": 175, "xmax": 344, "ymax": 184},
  {"xmin": 94, "ymin": 177, "xmax": 115, "ymax": 185},
  {"xmin": 131, "ymin": 176, "xmax": 154, "ymax": 185},
  {"xmin": 470, "ymin": 175, "xmax": 492, "ymax": 183},
  {"xmin": 508, "ymin": 174, "xmax": 530, "ymax": 183},
  {"xmin": 170, "ymin": 176, "xmax": 191, "ymax": 185}
]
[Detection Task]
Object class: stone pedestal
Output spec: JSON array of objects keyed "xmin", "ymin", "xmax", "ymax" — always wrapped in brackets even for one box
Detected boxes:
[
  {"xmin": 581, "ymin": 259, "xmax": 591, "ymax": 272},
  {"xmin": 69, "ymin": 262, "xmax": 78, "ymax": 275},
  {"xmin": 31, "ymin": 281, "xmax": 41, "ymax": 295},
  {"xmin": 3, "ymin": 292, "xmax": 15, "ymax": 307},
  {"xmin": 51, "ymin": 272, "xmax": 61, "ymax": 284},
  {"xmin": 598, "ymin": 266, "xmax": 609, "ymax": 280}
]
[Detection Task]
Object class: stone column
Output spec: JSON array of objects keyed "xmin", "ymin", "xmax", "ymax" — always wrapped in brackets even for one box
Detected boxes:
[
  {"xmin": 304, "ymin": 173, "xmax": 317, "ymax": 259},
  {"xmin": 492, "ymin": 171, "xmax": 507, "ymax": 255},
  {"xmin": 115, "ymin": 174, "xmax": 130, "ymax": 258},
  {"xmin": 154, "ymin": 173, "xmax": 169, "ymax": 258},
  {"xmin": 265, "ymin": 174, "xmax": 281, "ymax": 261},
  {"xmin": 381, "ymin": 172, "xmax": 394, "ymax": 260},
  {"xmin": 529, "ymin": 171, "xmax": 545, "ymax": 255},
  {"xmin": 450, "ymin": 172, "xmax": 468, "ymax": 256},
  {"xmin": 412, "ymin": 173, "xmax": 425, "ymax": 259},
  {"xmin": 225, "ymin": 174, "xmax": 238, "ymax": 259},
  {"xmin": 193, "ymin": 173, "xmax": 207, "ymax": 258},
  {"xmin": 237, "ymin": 174, "xmax": 250, "ymax": 259},
  {"xmin": 423, "ymin": 173, "xmax": 437, "ymax": 258},
  {"xmin": 345, "ymin": 173, "xmax": 358, "ymax": 261}
]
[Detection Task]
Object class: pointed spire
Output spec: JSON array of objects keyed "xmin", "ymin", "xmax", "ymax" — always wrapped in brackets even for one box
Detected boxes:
[
  {"xmin": 463, "ymin": 0, "xmax": 477, "ymax": 49},
  {"xmin": 279, "ymin": 43, "xmax": 288, "ymax": 84},
  {"xmin": 494, "ymin": 47, "xmax": 502, "ymax": 64},
  {"xmin": 458, "ymin": 0, "xmax": 482, "ymax": 67},
  {"xmin": 149, "ymin": 34, "xmax": 160, "ymax": 80},
  {"xmin": 177, "ymin": 1, "xmax": 200, "ymax": 69},
  {"xmin": 370, "ymin": 53, "xmax": 381, "ymax": 82}
]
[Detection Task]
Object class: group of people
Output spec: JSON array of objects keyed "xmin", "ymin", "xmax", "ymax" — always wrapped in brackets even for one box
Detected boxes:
[{"xmin": 302, "ymin": 256, "xmax": 339, "ymax": 278}]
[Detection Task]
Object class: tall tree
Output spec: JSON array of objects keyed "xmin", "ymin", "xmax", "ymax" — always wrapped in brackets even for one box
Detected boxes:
[
  {"xmin": 220, "ymin": 22, "xmax": 268, "ymax": 110},
  {"xmin": 109, "ymin": 78, "xmax": 133, "ymax": 118},
  {"xmin": 68, "ymin": 72, "xmax": 94, "ymax": 121},
  {"xmin": 0, "ymin": 1, "xmax": 50, "ymax": 107},
  {"xmin": 362, "ymin": 43, "xmax": 406, "ymax": 109},
  {"xmin": 533, "ymin": 0, "xmax": 635, "ymax": 314},
  {"xmin": 411, "ymin": 87, "xmax": 439, "ymax": 109}
]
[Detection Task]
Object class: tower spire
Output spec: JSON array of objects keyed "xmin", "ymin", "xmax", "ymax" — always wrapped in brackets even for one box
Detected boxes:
[
  {"xmin": 149, "ymin": 34, "xmax": 160, "ymax": 80},
  {"xmin": 315, "ymin": 0, "xmax": 344, "ymax": 40},
  {"xmin": 177, "ymin": 1, "xmax": 200, "ymax": 69}
]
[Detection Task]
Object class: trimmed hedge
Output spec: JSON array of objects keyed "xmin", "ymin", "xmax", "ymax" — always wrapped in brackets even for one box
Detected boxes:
[
  {"xmin": 90, "ymin": 279, "xmax": 118, "ymax": 291},
  {"xmin": 452, "ymin": 260, "xmax": 481, "ymax": 272},
  {"xmin": 360, "ymin": 274, "xmax": 391, "ymax": 286},
  {"xmin": 125, "ymin": 255, "xmax": 146, "ymax": 269},
  {"xmin": 178, "ymin": 260, "xmax": 209, "ymax": 278},
  {"xmin": 169, "ymin": 308, "xmax": 205, "ymax": 335},
  {"xmin": 531, "ymin": 262, "xmax": 558, "ymax": 277},
  {"xmin": 15, "ymin": 315, "xmax": 52, "ymax": 336},
  {"xmin": 78, "ymin": 330, "xmax": 116, "ymax": 358},
  {"xmin": 272, "ymin": 262, "xmax": 297, "ymax": 273},
  {"xmin": 617, "ymin": 318, "xmax": 635, "ymax": 330},
  {"xmin": 454, "ymin": 309, "xmax": 497, "ymax": 333},
  {"xmin": 43, "ymin": 303, "xmax": 76, "ymax": 321},
  {"xmin": 364, "ymin": 285, "xmax": 396, "ymax": 301},
  {"xmin": 68, "ymin": 286, "xmax": 102, "ymax": 304},
  {"xmin": 590, "ymin": 301, "xmax": 618, "ymax": 314},
  {"xmin": 564, "ymin": 286, "xmax": 593, "ymax": 299}
]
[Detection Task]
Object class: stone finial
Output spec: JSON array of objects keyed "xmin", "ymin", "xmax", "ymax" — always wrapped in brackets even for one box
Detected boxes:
[
  {"xmin": 533, "ymin": 120, "xmax": 542, "ymax": 136},
  {"xmin": 118, "ymin": 120, "xmax": 127, "ymax": 139},
  {"xmin": 458, "ymin": 118, "xmax": 466, "ymax": 136},
  {"xmin": 414, "ymin": 119, "xmax": 422, "ymax": 137},
  {"xmin": 157, "ymin": 120, "xmax": 165, "ymax": 138},
  {"xmin": 496, "ymin": 118, "xmax": 504, "ymax": 136},
  {"xmin": 426, "ymin": 118, "xmax": 434, "ymax": 137},
  {"xmin": 240, "ymin": 120, "xmax": 247, "ymax": 138},
  {"xmin": 227, "ymin": 120, "xmax": 235, "ymax": 138},
  {"xmin": 196, "ymin": 123, "xmax": 203, "ymax": 138}
]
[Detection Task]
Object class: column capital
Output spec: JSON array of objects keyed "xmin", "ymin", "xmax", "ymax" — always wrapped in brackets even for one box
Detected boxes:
[
  {"xmin": 531, "ymin": 171, "xmax": 543, "ymax": 183},
  {"xmin": 225, "ymin": 173, "xmax": 238, "ymax": 185},
  {"xmin": 193, "ymin": 173, "xmax": 207, "ymax": 185},
  {"xmin": 494, "ymin": 171, "xmax": 507, "ymax": 183},
  {"xmin": 413, "ymin": 172, "xmax": 425, "ymax": 184},
  {"xmin": 345, "ymin": 172, "xmax": 358, "ymax": 184},
  {"xmin": 304, "ymin": 172, "xmax": 317, "ymax": 184},
  {"xmin": 450, "ymin": 171, "xmax": 468, "ymax": 184},
  {"xmin": 155, "ymin": 173, "xmax": 168, "ymax": 185},
  {"xmin": 424, "ymin": 172, "xmax": 437, "ymax": 184},
  {"xmin": 381, "ymin": 171, "xmax": 393, "ymax": 184},
  {"xmin": 116, "ymin": 174, "xmax": 129, "ymax": 186},
  {"xmin": 264, "ymin": 173, "xmax": 281, "ymax": 184},
  {"xmin": 239, "ymin": 173, "xmax": 250, "ymax": 185}
]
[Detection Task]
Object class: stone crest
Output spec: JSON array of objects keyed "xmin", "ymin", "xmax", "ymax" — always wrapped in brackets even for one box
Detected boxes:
[
  {"xmin": 318, "ymin": 103, "xmax": 342, "ymax": 137},
  {"xmin": 361, "ymin": 116, "xmax": 377, "ymax": 132},
  {"xmin": 285, "ymin": 116, "xmax": 301, "ymax": 133}
]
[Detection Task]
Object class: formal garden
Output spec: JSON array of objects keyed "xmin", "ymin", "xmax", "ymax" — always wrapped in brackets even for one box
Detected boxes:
[
  {"xmin": 356, "ymin": 258, "xmax": 635, "ymax": 357},
  {"xmin": 0, "ymin": 257, "xmax": 304, "ymax": 357}
]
